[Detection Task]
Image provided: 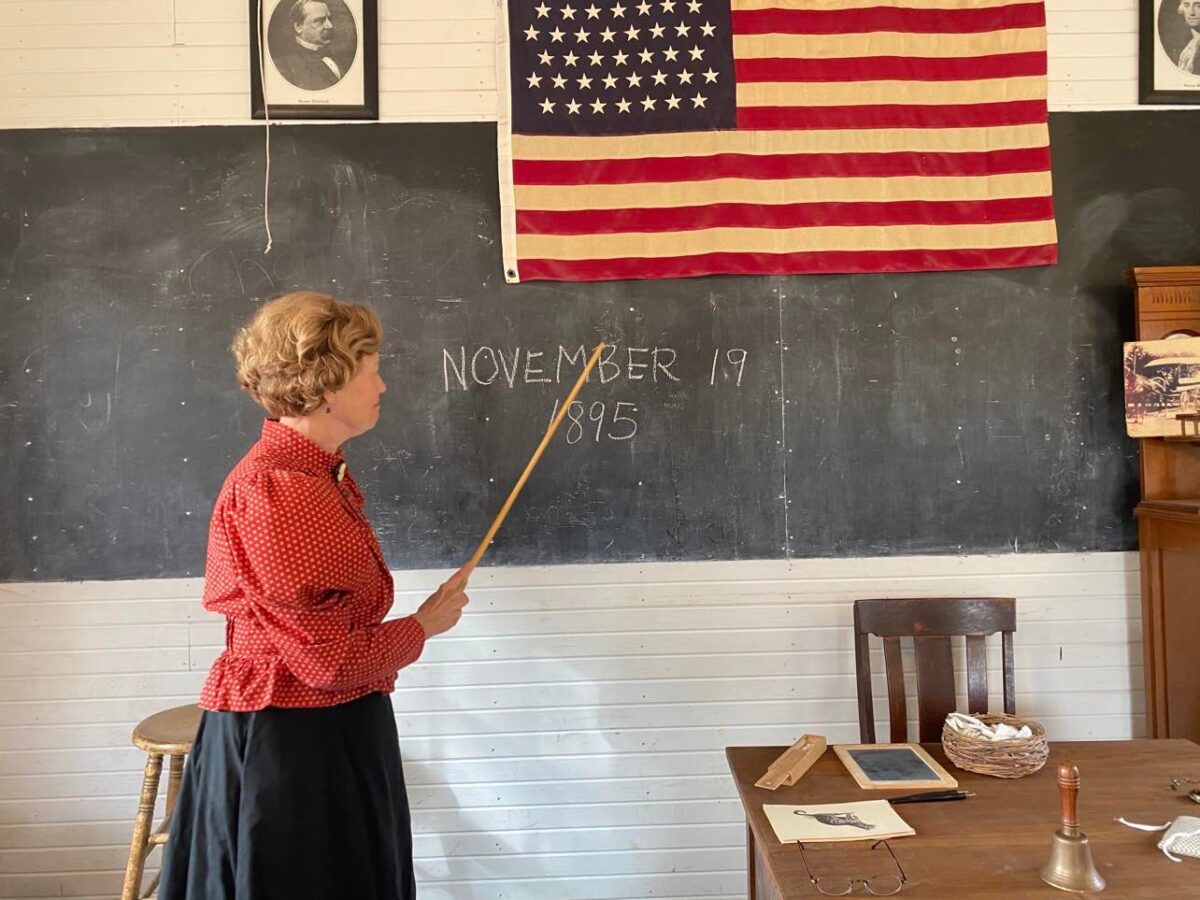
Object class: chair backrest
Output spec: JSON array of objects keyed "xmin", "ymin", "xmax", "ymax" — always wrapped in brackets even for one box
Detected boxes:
[{"xmin": 853, "ymin": 597, "xmax": 1016, "ymax": 743}]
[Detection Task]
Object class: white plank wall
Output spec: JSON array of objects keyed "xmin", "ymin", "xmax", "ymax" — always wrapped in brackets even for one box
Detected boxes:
[
  {"xmin": 0, "ymin": 0, "xmax": 1171, "ymax": 129},
  {"xmin": 0, "ymin": 552, "xmax": 1143, "ymax": 899}
]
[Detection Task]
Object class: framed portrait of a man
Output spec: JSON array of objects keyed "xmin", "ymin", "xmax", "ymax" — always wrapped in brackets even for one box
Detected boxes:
[
  {"xmin": 250, "ymin": 0, "xmax": 378, "ymax": 119},
  {"xmin": 1141, "ymin": 0, "xmax": 1200, "ymax": 102}
]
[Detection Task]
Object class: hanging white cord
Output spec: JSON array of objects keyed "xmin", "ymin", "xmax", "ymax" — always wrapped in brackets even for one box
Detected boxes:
[
  {"xmin": 256, "ymin": 0, "xmax": 274, "ymax": 253},
  {"xmin": 1115, "ymin": 817, "xmax": 1200, "ymax": 862}
]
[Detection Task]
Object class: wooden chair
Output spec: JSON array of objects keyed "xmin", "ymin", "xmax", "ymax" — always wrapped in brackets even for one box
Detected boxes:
[
  {"xmin": 853, "ymin": 598, "xmax": 1016, "ymax": 744},
  {"xmin": 121, "ymin": 704, "xmax": 202, "ymax": 900}
]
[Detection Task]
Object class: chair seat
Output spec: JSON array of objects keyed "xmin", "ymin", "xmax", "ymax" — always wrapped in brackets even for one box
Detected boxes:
[{"xmin": 132, "ymin": 704, "xmax": 202, "ymax": 754}]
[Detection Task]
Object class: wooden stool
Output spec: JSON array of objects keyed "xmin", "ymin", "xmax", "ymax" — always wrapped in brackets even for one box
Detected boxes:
[{"xmin": 121, "ymin": 704, "xmax": 202, "ymax": 900}]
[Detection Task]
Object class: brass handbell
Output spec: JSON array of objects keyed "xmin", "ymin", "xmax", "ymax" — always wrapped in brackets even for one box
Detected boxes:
[{"xmin": 1040, "ymin": 761, "xmax": 1106, "ymax": 893}]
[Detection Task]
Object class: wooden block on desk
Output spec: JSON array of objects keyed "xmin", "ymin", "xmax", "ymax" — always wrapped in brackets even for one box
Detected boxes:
[{"xmin": 755, "ymin": 734, "xmax": 826, "ymax": 789}]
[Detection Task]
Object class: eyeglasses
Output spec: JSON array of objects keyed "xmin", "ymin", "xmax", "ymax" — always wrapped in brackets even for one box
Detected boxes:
[{"xmin": 795, "ymin": 839, "xmax": 908, "ymax": 896}]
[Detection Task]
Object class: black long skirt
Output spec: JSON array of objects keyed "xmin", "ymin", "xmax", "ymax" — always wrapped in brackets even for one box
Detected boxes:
[{"xmin": 158, "ymin": 692, "xmax": 415, "ymax": 900}]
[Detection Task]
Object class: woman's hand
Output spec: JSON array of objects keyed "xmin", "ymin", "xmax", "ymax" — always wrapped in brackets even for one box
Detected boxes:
[{"xmin": 412, "ymin": 565, "xmax": 471, "ymax": 637}]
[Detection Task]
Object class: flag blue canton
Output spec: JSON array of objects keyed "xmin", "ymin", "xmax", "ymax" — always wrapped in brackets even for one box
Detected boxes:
[{"xmin": 507, "ymin": 0, "xmax": 736, "ymax": 135}]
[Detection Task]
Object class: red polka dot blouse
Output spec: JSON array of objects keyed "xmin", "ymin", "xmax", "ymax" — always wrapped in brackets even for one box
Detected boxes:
[{"xmin": 198, "ymin": 419, "xmax": 426, "ymax": 711}]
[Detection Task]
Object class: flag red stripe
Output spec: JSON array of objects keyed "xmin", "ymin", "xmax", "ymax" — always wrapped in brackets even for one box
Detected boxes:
[
  {"xmin": 515, "ymin": 197, "xmax": 1056, "ymax": 234},
  {"xmin": 731, "ymin": 4, "xmax": 1045, "ymax": 35},
  {"xmin": 517, "ymin": 244, "xmax": 1059, "ymax": 280},
  {"xmin": 513, "ymin": 147, "xmax": 1050, "ymax": 185},
  {"xmin": 735, "ymin": 52, "xmax": 1047, "ymax": 83},
  {"xmin": 736, "ymin": 100, "xmax": 1046, "ymax": 130}
]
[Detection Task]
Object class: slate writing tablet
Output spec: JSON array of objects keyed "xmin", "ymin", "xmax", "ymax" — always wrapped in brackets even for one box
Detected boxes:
[{"xmin": 834, "ymin": 743, "xmax": 958, "ymax": 790}]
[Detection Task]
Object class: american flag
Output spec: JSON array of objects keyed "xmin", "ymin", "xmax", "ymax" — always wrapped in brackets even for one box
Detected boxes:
[{"xmin": 495, "ymin": 0, "xmax": 1056, "ymax": 282}]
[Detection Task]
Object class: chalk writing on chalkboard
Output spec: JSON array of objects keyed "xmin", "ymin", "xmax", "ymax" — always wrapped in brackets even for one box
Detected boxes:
[{"xmin": 441, "ymin": 343, "xmax": 753, "ymax": 445}]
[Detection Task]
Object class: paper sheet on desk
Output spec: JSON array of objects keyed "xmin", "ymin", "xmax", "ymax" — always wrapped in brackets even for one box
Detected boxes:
[{"xmin": 764, "ymin": 801, "xmax": 915, "ymax": 843}]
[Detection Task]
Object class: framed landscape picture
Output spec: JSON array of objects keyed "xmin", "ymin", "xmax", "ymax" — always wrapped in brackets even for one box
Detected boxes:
[
  {"xmin": 1141, "ymin": 0, "xmax": 1200, "ymax": 103},
  {"xmin": 250, "ymin": 0, "xmax": 378, "ymax": 119}
]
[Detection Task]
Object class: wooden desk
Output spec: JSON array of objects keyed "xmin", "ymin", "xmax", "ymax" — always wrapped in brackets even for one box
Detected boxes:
[{"xmin": 728, "ymin": 741, "xmax": 1200, "ymax": 898}]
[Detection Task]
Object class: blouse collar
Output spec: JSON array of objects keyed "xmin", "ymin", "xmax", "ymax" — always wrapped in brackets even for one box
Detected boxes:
[{"xmin": 260, "ymin": 418, "xmax": 345, "ymax": 478}]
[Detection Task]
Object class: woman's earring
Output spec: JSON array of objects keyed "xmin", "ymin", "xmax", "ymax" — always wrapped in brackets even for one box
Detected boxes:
[{"xmin": 325, "ymin": 406, "xmax": 332, "ymax": 414}]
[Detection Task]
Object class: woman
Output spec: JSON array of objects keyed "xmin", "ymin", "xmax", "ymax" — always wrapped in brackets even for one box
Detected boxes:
[{"xmin": 159, "ymin": 291, "xmax": 469, "ymax": 899}]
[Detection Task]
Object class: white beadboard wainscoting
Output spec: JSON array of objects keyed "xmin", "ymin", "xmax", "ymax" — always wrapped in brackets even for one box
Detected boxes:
[
  {"xmin": 0, "ymin": 551, "xmax": 1142, "ymax": 899},
  {"xmin": 0, "ymin": 0, "xmax": 1176, "ymax": 129}
]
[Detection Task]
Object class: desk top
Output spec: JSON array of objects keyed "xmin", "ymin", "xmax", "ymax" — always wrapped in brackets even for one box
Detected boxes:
[{"xmin": 727, "ymin": 740, "xmax": 1200, "ymax": 898}]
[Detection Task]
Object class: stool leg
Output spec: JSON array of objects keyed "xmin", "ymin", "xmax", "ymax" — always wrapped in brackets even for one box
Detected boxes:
[
  {"xmin": 137, "ymin": 754, "xmax": 186, "ymax": 898},
  {"xmin": 122, "ymin": 752, "xmax": 162, "ymax": 900},
  {"xmin": 140, "ymin": 871, "xmax": 161, "ymax": 900},
  {"xmin": 164, "ymin": 753, "xmax": 184, "ymax": 821}
]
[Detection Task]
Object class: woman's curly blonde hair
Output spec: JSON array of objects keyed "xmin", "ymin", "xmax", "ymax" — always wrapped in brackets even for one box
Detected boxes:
[{"xmin": 232, "ymin": 291, "xmax": 383, "ymax": 417}]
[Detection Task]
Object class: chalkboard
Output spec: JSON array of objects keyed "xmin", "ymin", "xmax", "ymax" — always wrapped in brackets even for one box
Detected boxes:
[
  {"xmin": 2, "ymin": 112, "xmax": 1198, "ymax": 582},
  {"xmin": 844, "ymin": 748, "xmax": 943, "ymax": 784}
]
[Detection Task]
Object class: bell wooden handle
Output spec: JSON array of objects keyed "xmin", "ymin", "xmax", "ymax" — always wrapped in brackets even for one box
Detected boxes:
[{"xmin": 1056, "ymin": 762, "xmax": 1079, "ymax": 829}]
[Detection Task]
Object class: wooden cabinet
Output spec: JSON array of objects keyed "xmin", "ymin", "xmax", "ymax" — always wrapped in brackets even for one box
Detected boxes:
[{"xmin": 1131, "ymin": 266, "xmax": 1200, "ymax": 741}]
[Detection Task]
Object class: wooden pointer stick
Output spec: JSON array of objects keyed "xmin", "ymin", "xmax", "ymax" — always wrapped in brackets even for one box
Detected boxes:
[{"xmin": 462, "ymin": 340, "xmax": 607, "ymax": 577}]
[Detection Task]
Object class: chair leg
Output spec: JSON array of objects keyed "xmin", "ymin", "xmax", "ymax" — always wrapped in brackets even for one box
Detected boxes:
[{"xmin": 121, "ymin": 752, "xmax": 163, "ymax": 900}]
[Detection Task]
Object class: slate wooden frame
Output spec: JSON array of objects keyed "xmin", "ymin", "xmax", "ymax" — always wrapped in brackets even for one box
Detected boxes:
[
  {"xmin": 1140, "ymin": 0, "xmax": 1200, "ymax": 104},
  {"xmin": 250, "ymin": 0, "xmax": 379, "ymax": 119}
]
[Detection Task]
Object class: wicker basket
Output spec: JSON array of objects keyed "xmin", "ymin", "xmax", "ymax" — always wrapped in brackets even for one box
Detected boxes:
[{"xmin": 941, "ymin": 713, "xmax": 1049, "ymax": 778}]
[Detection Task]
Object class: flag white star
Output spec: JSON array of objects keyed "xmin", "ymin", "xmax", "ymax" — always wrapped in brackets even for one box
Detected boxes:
[
  {"xmin": 651, "ymin": 69, "xmax": 668, "ymax": 85},
  {"xmin": 539, "ymin": 98, "xmax": 555, "ymax": 113},
  {"xmin": 585, "ymin": 4, "xmax": 602, "ymax": 18},
  {"xmin": 675, "ymin": 22, "xmax": 690, "ymax": 37},
  {"xmin": 636, "ymin": 1, "xmax": 651, "ymax": 13},
  {"xmin": 700, "ymin": 21, "xmax": 716, "ymax": 37},
  {"xmin": 677, "ymin": 69, "xmax": 693, "ymax": 84},
  {"xmin": 566, "ymin": 98, "xmax": 582, "ymax": 114},
  {"xmin": 660, "ymin": 0, "xmax": 676, "ymax": 11},
  {"xmin": 662, "ymin": 46, "xmax": 679, "ymax": 62},
  {"xmin": 625, "ymin": 25, "xmax": 641, "ymax": 40},
  {"xmin": 641, "ymin": 95, "xmax": 657, "ymax": 110},
  {"xmin": 665, "ymin": 94, "xmax": 681, "ymax": 109},
  {"xmin": 602, "ymin": 73, "xmax": 619, "ymax": 88},
  {"xmin": 574, "ymin": 27, "xmax": 591, "ymax": 42},
  {"xmin": 524, "ymin": 26, "xmax": 540, "ymax": 40},
  {"xmin": 612, "ymin": 49, "xmax": 630, "ymax": 65},
  {"xmin": 649, "ymin": 23, "xmax": 665, "ymax": 38},
  {"xmin": 638, "ymin": 48, "xmax": 654, "ymax": 63},
  {"xmin": 563, "ymin": 50, "xmax": 580, "ymax": 65},
  {"xmin": 612, "ymin": 2, "xmax": 627, "ymax": 16},
  {"xmin": 702, "ymin": 67, "xmax": 718, "ymax": 82},
  {"xmin": 691, "ymin": 92, "xmax": 707, "ymax": 107},
  {"xmin": 535, "ymin": 2, "xmax": 551, "ymax": 17},
  {"xmin": 617, "ymin": 97, "xmax": 633, "ymax": 112},
  {"xmin": 588, "ymin": 50, "xmax": 604, "ymax": 65},
  {"xmin": 626, "ymin": 71, "xmax": 643, "ymax": 87},
  {"xmin": 687, "ymin": 0, "xmax": 702, "ymax": 12},
  {"xmin": 688, "ymin": 44, "xmax": 705, "ymax": 60},
  {"xmin": 550, "ymin": 27, "xmax": 565, "ymax": 41},
  {"xmin": 552, "ymin": 73, "xmax": 568, "ymax": 88},
  {"xmin": 591, "ymin": 98, "xmax": 607, "ymax": 113},
  {"xmin": 537, "ymin": 50, "xmax": 554, "ymax": 65},
  {"xmin": 600, "ymin": 27, "xmax": 616, "ymax": 42},
  {"xmin": 527, "ymin": 72, "xmax": 543, "ymax": 88},
  {"xmin": 576, "ymin": 73, "xmax": 594, "ymax": 89},
  {"xmin": 562, "ymin": 5, "xmax": 577, "ymax": 19}
]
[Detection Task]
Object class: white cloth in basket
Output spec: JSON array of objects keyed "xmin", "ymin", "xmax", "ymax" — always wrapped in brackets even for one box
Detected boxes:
[{"xmin": 945, "ymin": 712, "xmax": 1032, "ymax": 742}]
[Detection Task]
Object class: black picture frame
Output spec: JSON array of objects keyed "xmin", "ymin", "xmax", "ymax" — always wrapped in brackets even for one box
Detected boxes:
[
  {"xmin": 1140, "ymin": 0, "xmax": 1200, "ymax": 104},
  {"xmin": 250, "ymin": 0, "xmax": 378, "ymax": 119}
]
